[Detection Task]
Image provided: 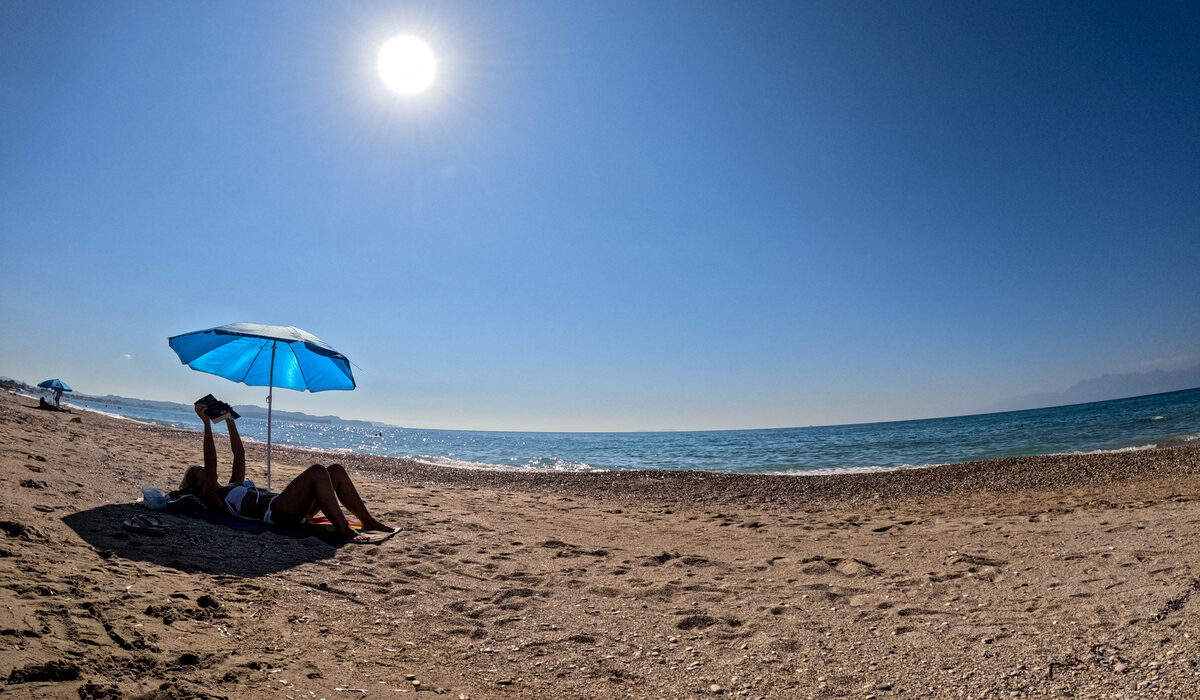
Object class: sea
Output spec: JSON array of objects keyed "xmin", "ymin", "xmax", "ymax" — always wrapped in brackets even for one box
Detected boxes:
[{"xmin": 56, "ymin": 387, "xmax": 1200, "ymax": 476}]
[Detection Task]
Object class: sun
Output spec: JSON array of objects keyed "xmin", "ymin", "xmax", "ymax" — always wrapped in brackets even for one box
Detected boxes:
[{"xmin": 378, "ymin": 35, "xmax": 437, "ymax": 95}]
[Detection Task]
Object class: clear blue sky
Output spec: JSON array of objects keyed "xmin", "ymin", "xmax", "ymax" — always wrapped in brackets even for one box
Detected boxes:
[{"xmin": 2, "ymin": 1, "xmax": 1198, "ymax": 431}]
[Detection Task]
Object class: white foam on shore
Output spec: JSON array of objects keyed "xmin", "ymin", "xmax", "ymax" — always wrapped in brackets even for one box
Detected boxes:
[
  {"xmin": 412, "ymin": 455, "xmax": 609, "ymax": 473},
  {"xmin": 76, "ymin": 407, "xmax": 155, "ymax": 425},
  {"xmin": 42, "ymin": 397, "xmax": 278, "ymax": 445},
  {"xmin": 769, "ymin": 463, "xmax": 945, "ymax": 477},
  {"xmin": 413, "ymin": 456, "xmax": 527, "ymax": 471},
  {"xmin": 52, "ymin": 398, "xmax": 161, "ymax": 427},
  {"xmin": 1065, "ymin": 444, "xmax": 1158, "ymax": 456},
  {"xmin": 412, "ymin": 456, "xmax": 942, "ymax": 477},
  {"xmin": 766, "ymin": 442, "xmax": 1181, "ymax": 477}
]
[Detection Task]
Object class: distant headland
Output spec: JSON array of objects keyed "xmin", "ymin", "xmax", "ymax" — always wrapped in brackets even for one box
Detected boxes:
[{"xmin": 1, "ymin": 377, "xmax": 390, "ymax": 430}]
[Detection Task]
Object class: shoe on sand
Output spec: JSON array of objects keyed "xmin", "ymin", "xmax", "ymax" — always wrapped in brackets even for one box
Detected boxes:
[
  {"xmin": 122, "ymin": 514, "xmax": 167, "ymax": 536},
  {"xmin": 344, "ymin": 526, "xmax": 403, "ymax": 545}
]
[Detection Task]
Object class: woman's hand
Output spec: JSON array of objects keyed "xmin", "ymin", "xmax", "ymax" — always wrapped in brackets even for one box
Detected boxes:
[{"xmin": 193, "ymin": 403, "xmax": 211, "ymax": 424}]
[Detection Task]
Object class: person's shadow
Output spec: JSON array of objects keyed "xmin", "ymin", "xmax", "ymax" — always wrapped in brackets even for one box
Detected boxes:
[{"xmin": 63, "ymin": 503, "xmax": 338, "ymax": 577}]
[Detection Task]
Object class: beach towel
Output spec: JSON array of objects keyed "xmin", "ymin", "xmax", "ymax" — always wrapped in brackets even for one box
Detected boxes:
[{"xmin": 164, "ymin": 494, "xmax": 402, "ymax": 545}]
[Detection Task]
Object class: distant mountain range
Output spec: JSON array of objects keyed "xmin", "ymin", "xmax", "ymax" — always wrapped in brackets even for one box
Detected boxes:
[{"xmin": 990, "ymin": 363, "xmax": 1200, "ymax": 413}]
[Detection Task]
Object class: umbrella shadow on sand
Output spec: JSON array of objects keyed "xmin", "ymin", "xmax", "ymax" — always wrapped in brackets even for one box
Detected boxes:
[{"xmin": 64, "ymin": 503, "xmax": 338, "ymax": 577}]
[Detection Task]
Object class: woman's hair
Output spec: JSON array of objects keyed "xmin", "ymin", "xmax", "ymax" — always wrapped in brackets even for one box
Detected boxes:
[{"xmin": 176, "ymin": 465, "xmax": 206, "ymax": 495}]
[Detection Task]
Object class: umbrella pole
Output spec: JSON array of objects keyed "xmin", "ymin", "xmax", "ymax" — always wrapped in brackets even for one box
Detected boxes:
[{"xmin": 267, "ymin": 341, "xmax": 276, "ymax": 491}]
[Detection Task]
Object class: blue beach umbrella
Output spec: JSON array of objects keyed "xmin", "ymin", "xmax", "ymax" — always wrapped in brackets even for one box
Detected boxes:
[
  {"xmin": 37, "ymin": 379, "xmax": 73, "ymax": 393},
  {"xmin": 168, "ymin": 322, "xmax": 356, "ymax": 489}
]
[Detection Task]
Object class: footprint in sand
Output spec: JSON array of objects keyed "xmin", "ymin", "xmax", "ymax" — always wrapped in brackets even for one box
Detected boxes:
[
  {"xmin": 491, "ymin": 587, "xmax": 539, "ymax": 605},
  {"xmin": 798, "ymin": 556, "xmax": 882, "ymax": 577}
]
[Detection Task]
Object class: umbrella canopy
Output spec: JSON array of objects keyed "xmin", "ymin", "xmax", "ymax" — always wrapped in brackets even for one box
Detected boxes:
[
  {"xmin": 168, "ymin": 322, "xmax": 356, "ymax": 488},
  {"xmin": 168, "ymin": 322, "xmax": 354, "ymax": 392},
  {"xmin": 37, "ymin": 379, "xmax": 73, "ymax": 392}
]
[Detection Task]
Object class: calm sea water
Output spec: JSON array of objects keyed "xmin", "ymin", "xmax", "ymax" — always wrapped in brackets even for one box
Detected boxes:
[{"xmin": 59, "ymin": 388, "xmax": 1200, "ymax": 475}]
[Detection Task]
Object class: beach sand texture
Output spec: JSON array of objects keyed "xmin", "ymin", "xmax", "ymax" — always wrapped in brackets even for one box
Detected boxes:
[{"xmin": 3, "ymin": 391, "xmax": 1200, "ymax": 699}]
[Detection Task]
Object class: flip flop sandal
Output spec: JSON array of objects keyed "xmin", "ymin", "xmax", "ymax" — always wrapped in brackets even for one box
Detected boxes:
[
  {"xmin": 122, "ymin": 514, "xmax": 167, "ymax": 536},
  {"xmin": 344, "ymin": 526, "xmax": 403, "ymax": 545}
]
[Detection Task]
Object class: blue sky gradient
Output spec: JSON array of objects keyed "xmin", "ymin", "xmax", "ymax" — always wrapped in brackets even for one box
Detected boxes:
[{"xmin": 2, "ymin": 1, "xmax": 1198, "ymax": 430}]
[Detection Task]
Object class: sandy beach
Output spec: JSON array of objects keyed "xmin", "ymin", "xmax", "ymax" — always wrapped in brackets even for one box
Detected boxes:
[{"xmin": 3, "ymin": 390, "xmax": 1200, "ymax": 699}]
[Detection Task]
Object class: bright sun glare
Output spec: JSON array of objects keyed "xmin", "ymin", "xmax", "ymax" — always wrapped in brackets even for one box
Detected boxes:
[{"xmin": 378, "ymin": 35, "xmax": 437, "ymax": 95}]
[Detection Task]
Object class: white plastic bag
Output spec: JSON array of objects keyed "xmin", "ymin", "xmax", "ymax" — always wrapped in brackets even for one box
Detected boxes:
[{"xmin": 140, "ymin": 485, "xmax": 167, "ymax": 511}]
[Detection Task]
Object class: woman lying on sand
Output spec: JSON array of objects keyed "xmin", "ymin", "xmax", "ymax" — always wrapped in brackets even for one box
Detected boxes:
[{"xmin": 176, "ymin": 401, "xmax": 391, "ymax": 543}]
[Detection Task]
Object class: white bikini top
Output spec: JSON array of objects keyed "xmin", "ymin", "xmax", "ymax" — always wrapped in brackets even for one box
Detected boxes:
[{"xmin": 223, "ymin": 481, "xmax": 256, "ymax": 517}]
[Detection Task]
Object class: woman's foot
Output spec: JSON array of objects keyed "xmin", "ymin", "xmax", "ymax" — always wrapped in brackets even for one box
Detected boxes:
[{"xmin": 361, "ymin": 518, "xmax": 391, "ymax": 532}]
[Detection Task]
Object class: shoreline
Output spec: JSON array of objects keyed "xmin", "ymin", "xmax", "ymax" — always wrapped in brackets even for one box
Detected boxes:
[
  {"xmin": 5, "ymin": 390, "xmax": 1200, "ymax": 698},
  {"xmin": 64, "ymin": 393, "xmax": 1200, "ymax": 505},
  {"xmin": 52, "ymin": 392, "xmax": 1200, "ymax": 481},
  {"xmin": 36, "ymin": 391, "xmax": 1200, "ymax": 508}
]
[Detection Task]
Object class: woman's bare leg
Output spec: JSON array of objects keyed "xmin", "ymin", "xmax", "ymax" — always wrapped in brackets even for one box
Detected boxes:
[
  {"xmin": 325, "ymin": 464, "xmax": 390, "ymax": 531},
  {"xmin": 280, "ymin": 465, "xmax": 388, "ymax": 529},
  {"xmin": 269, "ymin": 465, "xmax": 360, "ymax": 539}
]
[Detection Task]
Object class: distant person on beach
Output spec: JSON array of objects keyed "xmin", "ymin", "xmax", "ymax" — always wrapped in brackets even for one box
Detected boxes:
[
  {"xmin": 176, "ymin": 400, "xmax": 391, "ymax": 543},
  {"xmin": 53, "ymin": 388, "xmax": 63, "ymax": 408}
]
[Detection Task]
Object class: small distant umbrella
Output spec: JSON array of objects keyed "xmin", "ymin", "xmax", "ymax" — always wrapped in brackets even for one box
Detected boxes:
[
  {"xmin": 168, "ymin": 322, "xmax": 356, "ymax": 489},
  {"xmin": 37, "ymin": 379, "xmax": 73, "ymax": 393}
]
